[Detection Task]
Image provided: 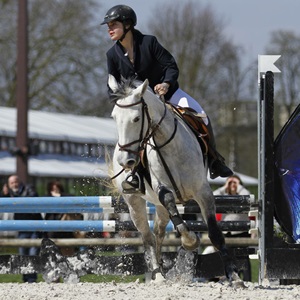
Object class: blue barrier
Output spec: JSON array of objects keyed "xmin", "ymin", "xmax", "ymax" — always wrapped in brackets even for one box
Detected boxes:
[
  {"xmin": 0, "ymin": 195, "xmax": 254, "ymax": 214},
  {"xmin": 0, "ymin": 220, "xmax": 253, "ymax": 232},
  {"xmin": 0, "ymin": 195, "xmax": 255, "ymax": 232}
]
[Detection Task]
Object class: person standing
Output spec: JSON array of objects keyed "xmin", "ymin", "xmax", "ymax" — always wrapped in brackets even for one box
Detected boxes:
[{"xmin": 7, "ymin": 175, "xmax": 43, "ymax": 283}]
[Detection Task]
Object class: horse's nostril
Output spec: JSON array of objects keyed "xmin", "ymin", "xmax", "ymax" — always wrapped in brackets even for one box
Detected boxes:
[{"xmin": 126, "ymin": 159, "xmax": 136, "ymax": 167}]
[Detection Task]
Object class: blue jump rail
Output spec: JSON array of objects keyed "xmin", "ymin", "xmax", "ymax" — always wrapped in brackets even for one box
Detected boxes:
[
  {"xmin": 0, "ymin": 195, "xmax": 254, "ymax": 214},
  {"xmin": 0, "ymin": 220, "xmax": 253, "ymax": 232}
]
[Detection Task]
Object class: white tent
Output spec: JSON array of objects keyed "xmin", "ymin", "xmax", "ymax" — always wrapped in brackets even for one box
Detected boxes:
[{"xmin": 0, "ymin": 107, "xmax": 257, "ymax": 185}]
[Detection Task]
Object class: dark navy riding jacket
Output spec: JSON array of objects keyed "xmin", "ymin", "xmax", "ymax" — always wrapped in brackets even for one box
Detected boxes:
[{"xmin": 106, "ymin": 30, "xmax": 179, "ymax": 100}]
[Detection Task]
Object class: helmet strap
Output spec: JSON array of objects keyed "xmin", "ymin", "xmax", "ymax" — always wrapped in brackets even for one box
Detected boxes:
[{"xmin": 119, "ymin": 23, "xmax": 132, "ymax": 42}]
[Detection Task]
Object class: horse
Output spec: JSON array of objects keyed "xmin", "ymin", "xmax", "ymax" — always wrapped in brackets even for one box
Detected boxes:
[{"xmin": 109, "ymin": 75, "xmax": 238, "ymax": 282}]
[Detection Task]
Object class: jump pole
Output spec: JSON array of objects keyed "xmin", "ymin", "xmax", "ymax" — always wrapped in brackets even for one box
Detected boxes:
[{"xmin": 0, "ymin": 195, "xmax": 254, "ymax": 214}]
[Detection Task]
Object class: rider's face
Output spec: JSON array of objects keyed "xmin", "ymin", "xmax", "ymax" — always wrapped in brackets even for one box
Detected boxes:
[{"xmin": 107, "ymin": 21, "xmax": 124, "ymax": 41}]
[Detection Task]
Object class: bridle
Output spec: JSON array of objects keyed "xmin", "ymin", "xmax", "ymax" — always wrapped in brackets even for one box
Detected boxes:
[
  {"xmin": 114, "ymin": 97, "xmax": 150, "ymax": 156},
  {"xmin": 111, "ymin": 95, "xmax": 177, "ymax": 176},
  {"xmin": 111, "ymin": 94, "xmax": 184, "ymax": 202}
]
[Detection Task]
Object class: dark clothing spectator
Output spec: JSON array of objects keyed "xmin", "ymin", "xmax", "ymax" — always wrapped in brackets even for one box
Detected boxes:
[
  {"xmin": 7, "ymin": 175, "xmax": 43, "ymax": 283},
  {"xmin": 45, "ymin": 181, "xmax": 84, "ymax": 257}
]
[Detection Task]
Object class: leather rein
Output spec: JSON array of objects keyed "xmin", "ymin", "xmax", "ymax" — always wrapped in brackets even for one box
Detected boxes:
[{"xmin": 111, "ymin": 96, "xmax": 183, "ymax": 202}]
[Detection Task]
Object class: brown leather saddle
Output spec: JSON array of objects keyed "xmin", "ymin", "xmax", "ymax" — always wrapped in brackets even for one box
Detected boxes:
[{"xmin": 170, "ymin": 105, "xmax": 210, "ymax": 156}]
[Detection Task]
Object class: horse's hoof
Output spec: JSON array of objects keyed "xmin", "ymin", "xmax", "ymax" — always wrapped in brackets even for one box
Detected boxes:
[
  {"xmin": 232, "ymin": 280, "xmax": 247, "ymax": 289},
  {"xmin": 150, "ymin": 268, "xmax": 165, "ymax": 284},
  {"xmin": 180, "ymin": 231, "xmax": 200, "ymax": 251}
]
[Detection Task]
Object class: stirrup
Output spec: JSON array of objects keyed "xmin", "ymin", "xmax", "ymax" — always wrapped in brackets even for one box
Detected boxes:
[{"xmin": 122, "ymin": 173, "xmax": 145, "ymax": 195}]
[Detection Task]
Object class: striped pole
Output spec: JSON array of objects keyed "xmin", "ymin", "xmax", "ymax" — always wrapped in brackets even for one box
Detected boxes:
[
  {"xmin": 0, "ymin": 220, "xmax": 254, "ymax": 232},
  {"xmin": 0, "ymin": 195, "xmax": 254, "ymax": 214}
]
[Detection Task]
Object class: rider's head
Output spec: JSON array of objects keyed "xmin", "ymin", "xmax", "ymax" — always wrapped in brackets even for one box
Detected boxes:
[{"xmin": 101, "ymin": 5, "xmax": 137, "ymax": 41}]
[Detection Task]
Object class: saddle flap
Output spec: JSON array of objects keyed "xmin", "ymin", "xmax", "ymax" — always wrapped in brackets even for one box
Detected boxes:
[{"xmin": 171, "ymin": 105, "xmax": 210, "ymax": 155}]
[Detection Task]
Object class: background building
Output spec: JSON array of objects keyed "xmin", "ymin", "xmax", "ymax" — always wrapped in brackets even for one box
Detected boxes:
[
  {"xmin": 0, "ymin": 106, "xmax": 258, "ymax": 196},
  {"xmin": 0, "ymin": 106, "xmax": 117, "ymax": 195}
]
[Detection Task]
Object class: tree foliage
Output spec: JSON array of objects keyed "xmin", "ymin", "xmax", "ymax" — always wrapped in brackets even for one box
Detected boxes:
[
  {"xmin": 0, "ymin": 0, "xmax": 270, "ymax": 177},
  {"xmin": 266, "ymin": 30, "xmax": 300, "ymax": 117},
  {"xmin": 148, "ymin": 1, "xmax": 258, "ymax": 175},
  {"xmin": 0, "ymin": 0, "xmax": 111, "ymax": 116},
  {"xmin": 147, "ymin": 1, "xmax": 251, "ymax": 120}
]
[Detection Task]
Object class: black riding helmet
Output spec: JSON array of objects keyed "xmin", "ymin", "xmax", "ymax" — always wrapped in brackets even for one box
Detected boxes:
[
  {"xmin": 101, "ymin": 5, "xmax": 137, "ymax": 26},
  {"xmin": 101, "ymin": 5, "xmax": 137, "ymax": 41}
]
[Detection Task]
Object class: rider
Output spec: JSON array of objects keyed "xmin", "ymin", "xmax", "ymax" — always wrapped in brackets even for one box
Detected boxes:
[{"xmin": 101, "ymin": 5, "xmax": 233, "ymax": 193}]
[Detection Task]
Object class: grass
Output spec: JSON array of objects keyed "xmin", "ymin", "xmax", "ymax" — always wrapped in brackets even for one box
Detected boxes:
[
  {"xmin": 0, "ymin": 274, "xmax": 144, "ymax": 283},
  {"xmin": 0, "ymin": 246, "xmax": 259, "ymax": 283},
  {"xmin": 251, "ymin": 259, "xmax": 259, "ymax": 282},
  {"xmin": 0, "ymin": 260, "xmax": 259, "ymax": 283}
]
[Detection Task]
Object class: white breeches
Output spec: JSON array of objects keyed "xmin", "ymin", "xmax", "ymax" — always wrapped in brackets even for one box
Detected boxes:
[{"xmin": 169, "ymin": 88, "xmax": 208, "ymax": 125}]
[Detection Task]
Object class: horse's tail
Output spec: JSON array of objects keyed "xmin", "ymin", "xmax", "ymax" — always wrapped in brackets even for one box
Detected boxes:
[{"xmin": 93, "ymin": 146, "xmax": 121, "ymax": 198}]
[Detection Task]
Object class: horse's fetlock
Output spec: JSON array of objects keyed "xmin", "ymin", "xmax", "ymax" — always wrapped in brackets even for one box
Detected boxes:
[
  {"xmin": 176, "ymin": 222, "xmax": 188, "ymax": 234},
  {"xmin": 171, "ymin": 215, "xmax": 183, "ymax": 229}
]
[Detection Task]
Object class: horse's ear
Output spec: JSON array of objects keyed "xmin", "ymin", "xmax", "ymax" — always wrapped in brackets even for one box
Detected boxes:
[
  {"xmin": 108, "ymin": 74, "xmax": 118, "ymax": 93},
  {"xmin": 135, "ymin": 79, "xmax": 149, "ymax": 97}
]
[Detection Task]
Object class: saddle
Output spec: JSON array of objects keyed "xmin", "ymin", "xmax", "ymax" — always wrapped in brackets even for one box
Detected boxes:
[
  {"xmin": 134, "ymin": 104, "xmax": 211, "ymax": 200},
  {"xmin": 170, "ymin": 105, "xmax": 210, "ymax": 156}
]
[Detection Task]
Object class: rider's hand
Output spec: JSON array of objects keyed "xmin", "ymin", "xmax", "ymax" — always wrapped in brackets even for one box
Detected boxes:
[{"xmin": 154, "ymin": 82, "xmax": 170, "ymax": 96}]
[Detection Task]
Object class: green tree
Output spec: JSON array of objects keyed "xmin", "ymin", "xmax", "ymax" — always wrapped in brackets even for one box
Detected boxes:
[
  {"xmin": 148, "ymin": 0, "xmax": 257, "ymax": 175},
  {"xmin": 265, "ymin": 30, "xmax": 300, "ymax": 128}
]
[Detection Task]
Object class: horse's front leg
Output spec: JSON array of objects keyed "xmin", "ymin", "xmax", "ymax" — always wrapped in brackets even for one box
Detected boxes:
[
  {"xmin": 158, "ymin": 186, "xmax": 199, "ymax": 251},
  {"xmin": 153, "ymin": 205, "xmax": 170, "ymax": 264},
  {"xmin": 125, "ymin": 195, "xmax": 163, "ymax": 280}
]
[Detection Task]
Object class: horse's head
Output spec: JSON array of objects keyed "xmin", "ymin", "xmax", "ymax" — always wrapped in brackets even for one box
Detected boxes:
[{"xmin": 110, "ymin": 75, "xmax": 150, "ymax": 170}]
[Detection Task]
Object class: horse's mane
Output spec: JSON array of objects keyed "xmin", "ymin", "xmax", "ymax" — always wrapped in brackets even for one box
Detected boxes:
[{"xmin": 110, "ymin": 76, "xmax": 151, "ymax": 102}]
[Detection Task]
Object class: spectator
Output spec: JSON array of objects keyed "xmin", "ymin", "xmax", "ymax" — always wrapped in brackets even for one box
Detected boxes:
[
  {"xmin": 214, "ymin": 175, "xmax": 251, "ymax": 237},
  {"xmin": 0, "ymin": 183, "xmax": 15, "ymax": 238},
  {"xmin": 214, "ymin": 174, "xmax": 250, "ymax": 197},
  {"xmin": 45, "ymin": 181, "xmax": 84, "ymax": 257},
  {"xmin": 7, "ymin": 174, "xmax": 43, "ymax": 283},
  {"xmin": 1, "ymin": 183, "xmax": 9, "ymax": 197}
]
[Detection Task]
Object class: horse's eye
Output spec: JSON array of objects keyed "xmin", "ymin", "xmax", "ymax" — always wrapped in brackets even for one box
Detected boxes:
[{"xmin": 133, "ymin": 116, "xmax": 140, "ymax": 123}]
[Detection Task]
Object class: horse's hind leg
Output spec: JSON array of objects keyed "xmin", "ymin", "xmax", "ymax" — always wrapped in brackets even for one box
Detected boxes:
[
  {"xmin": 197, "ymin": 189, "xmax": 239, "ymax": 281},
  {"xmin": 158, "ymin": 186, "xmax": 199, "ymax": 251}
]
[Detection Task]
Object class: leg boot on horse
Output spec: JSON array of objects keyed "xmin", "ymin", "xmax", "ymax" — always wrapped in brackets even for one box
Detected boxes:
[{"xmin": 158, "ymin": 186, "xmax": 200, "ymax": 251}]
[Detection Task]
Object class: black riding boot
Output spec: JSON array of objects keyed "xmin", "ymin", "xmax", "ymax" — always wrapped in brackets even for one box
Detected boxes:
[
  {"xmin": 121, "ymin": 172, "xmax": 145, "ymax": 194},
  {"xmin": 206, "ymin": 119, "xmax": 233, "ymax": 179}
]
